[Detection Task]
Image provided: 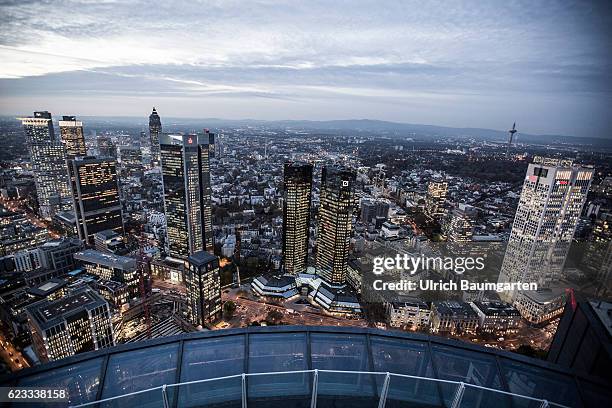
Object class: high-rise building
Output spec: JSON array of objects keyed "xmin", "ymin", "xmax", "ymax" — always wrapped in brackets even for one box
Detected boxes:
[
  {"xmin": 19, "ymin": 111, "xmax": 72, "ymax": 220},
  {"xmin": 96, "ymin": 136, "xmax": 117, "ymax": 159},
  {"xmin": 185, "ymin": 251, "xmax": 221, "ymax": 327},
  {"xmin": 446, "ymin": 203, "xmax": 476, "ymax": 243},
  {"xmin": 426, "ymin": 179, "xmax": 448, "ymax": 218},
  {"xmin": 25, "ymin": 286, "xmax": 114, "ymax": 363},
  {"xmin": 160, "ymin": 133, "xmax": 213, "ymax": 258},
  {"xmin": 69, "ymin": 156, "xmax": 124, "ymax": 246},
  {"xmin": 316, "ymin": 165, "xmax": 356, "ymax": 284},
  {"xmin": 58, "ymin": 116, "xmax": 86, "ymax": 158},
  {"xmin": 205, "ymin": 129, "xmax": 216, "ymax": 158},
  {"xmin": 149, "ymin": 107, "xmax": 162, "ymax": 166},
  {"xmin": 498, "ymin": 157, "xmax": 593, "ymax": 305},
  {"xmin": 282, "ymin": 161, "xmax": 313, "ymax": 274}
]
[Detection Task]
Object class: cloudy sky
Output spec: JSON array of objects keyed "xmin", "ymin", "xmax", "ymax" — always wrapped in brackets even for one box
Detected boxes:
[{"xmin": 0, "ymin": 0, "xmax": 610, "ymax": 138}]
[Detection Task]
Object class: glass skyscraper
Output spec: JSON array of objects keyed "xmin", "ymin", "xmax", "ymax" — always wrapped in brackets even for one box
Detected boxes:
[
  {"xmin": 19, "ymin": 111, "xmax": 72, "ymax": 220},
  {"xmin": 185, "ymin": 250, "xmax": 222, "ymax": 327},
  {"xmin": 160, "ymin": 133, "xmax": 214, "ymax": 259},
  {"xmin": 59, "ymin": 115, "xmax": 87, "ymax": 159},
  {"xmin": 283, "ymin": 161, "xmax": 313, "ymax": 275},
  {"xmin": 316, "ymin": 165, "xmax": 356, "ymax": 284},
  {"xmin": 69, "ymin": 156, "xmax": 124, "ymax": 246},
  {"xmin": 149, "ymin": 107, "xmax": 162, "ymax": 166},
  {"xmin": 498, "ymin": 157, "xmax": 593, "ymax": 314}
]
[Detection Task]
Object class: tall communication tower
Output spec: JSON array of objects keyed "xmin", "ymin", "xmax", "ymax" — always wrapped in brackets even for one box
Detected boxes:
[{"xmin": 505, "ymin": 122, "xmax": 517, "ymax": 158}]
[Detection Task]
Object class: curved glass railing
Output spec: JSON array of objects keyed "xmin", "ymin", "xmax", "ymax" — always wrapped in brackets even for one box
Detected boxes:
[{"xmin": 69, "ymin": 369, "xmax": 569, "ymax": 408}]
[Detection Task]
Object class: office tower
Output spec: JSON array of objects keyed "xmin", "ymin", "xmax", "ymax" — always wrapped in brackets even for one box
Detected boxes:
[
  {"xmin": 149, "ymin": 107, "xmax": 162, "ymax": 166},
  {"xmin": 360, "ymin": 201, "xmax": 377, "ymax": 224},
  {"xmin": 205, "ymin": 129, "xmax": 216, "ymax": 158},
  {"xmin": 74, "ymin": 249, "xmax": 138, "ymax": 295},
  {"xmin": 498, "ymin": 157, "xmax": 593, "ymax": 305},
  {"xmin": 160, "ymin": 133, "xmax": 213, "ymax": 259},
  {"xmin": 185, "ymin": 251, "xmax": 221, "ymax": 327},
  {"xmin": 19, "ymin": 111, "xmax": 72, "ymax": 220},
  {"xmin": 426, "ymin": 179, "xmax": 448, "ymax": 218},
  {"xmin": 25, "ymin": 286, "xmax": 114, "ymax": 363},
  {"xmin": 282, "ymin": 161, "xmax": 313, "ymax": 274},
  {"xmin": 316, "ymin": 165, "xmax": 356, "ymax": 284},
  {"xmin": 96, "ymin": 136, "xmax": 117, "ymax": 159},
  {"xmin": 58, "ymin": 115, "xmax": 86, "ymax": 158},
  {"xmin": 69, "ymin": 156, "xmax": 124, "ymax": 246},
  {"xmin": 119, "ymin": 146, "xmax": 143, "ymax": 178},
  {"xmin": 446, "ymin": 203, "xmax": 476, "ymax": 243}
]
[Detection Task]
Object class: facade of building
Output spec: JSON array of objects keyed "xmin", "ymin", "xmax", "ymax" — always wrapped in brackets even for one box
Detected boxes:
[
  {"xmin": 150, "ymin": 256, "xmax": 185, "ymax": 284},
  {"xmin": 498, "ymin": 157, "xmax": 593, "ymax": 306},
  {"xmin": 96, "ymin": 136, "xmax": 116, "ymax": 159},
  {"xmin": 387, "ymin": 299, "xmax": 431, "ymax": 330},
  {"xmin": 19, "ymin": 111, "xmax": 72, "ymax": 220},
  {"xmin": 25, "ymin": 286, "xmax": 114, "ymax": 363},
  {"xmin": 93, "ymin": 229, "xmax": 126, "ymax": 254},
  {"xmin": 69, "ymin": 156, "xmax": 124, "ymax": 246},
  {"xmin": 205, "ymin": 129, "xmax": 216, "ymax": 158},
  {"xmin": 513, "ymin": 287, "xmax": 566, "ymax": 325},
  {"xmin": 160, "ymin": 133, "xmax": 214, "ymax": 258},
  {"xmin": 469, "ymin": 301, "xmax": 521, "ymax": 335},
  {"xmin": 316, "ymin": 165, "xmax": 356, "ymax": 284},
  {"xmin": 430, "ymin": 301, "xmax": 479, "ymax": 335},
  {"xmin": 149, "ymin": 107, "xmax": 162, "ymax": 166},
  {"xmin": 548, "ymin": 299, "xmax": 611, "ymax": 382},
  {"xmin": 74, "ymin": 249, "xmax": 138, "ymax": 295},
  {"xmin": 58, "ymin": 116, "xmax": 87, "ymax": 158},
  {"xmin": 185, "ymin": 251, "xmax": 221, "ymax": 327},
  {"xmin": 426, "ymin": 180, "xmax": 448, "ymax": 218},
  {"xmin": 282, "ymin": 161, "xmax": 313, "ymax": 275},
  {"xmin": 119, "ymin": 146, "xmax": 143, "ymax": 178}
]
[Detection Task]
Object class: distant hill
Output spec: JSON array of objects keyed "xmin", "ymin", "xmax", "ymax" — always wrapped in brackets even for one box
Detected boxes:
[{"xmin": 2, "ymin": 115, "xmax": 610, "ymax": 148}]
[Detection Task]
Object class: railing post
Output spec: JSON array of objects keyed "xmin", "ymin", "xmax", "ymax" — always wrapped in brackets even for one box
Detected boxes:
[
  {"xmin": 540, "ymin": 400, "xmax": 549, "ymax": 408},
  {"xmin": 310, "ymin": 369, "xmax": 319, "ymax": 408},
  {"xmin": 242, "ymin": 373, "xmax": 247, "ymax": 408},
  {"xmin": 450, "ymin": 382, "xmax": 465, "ymax": 408},
  {"xmin": 377, "ymin": 372, "xmax": 391, "ymax": 408},
  {"xmin": 161, "ymin": 384, "xmax": 170, "ymax": 408}
]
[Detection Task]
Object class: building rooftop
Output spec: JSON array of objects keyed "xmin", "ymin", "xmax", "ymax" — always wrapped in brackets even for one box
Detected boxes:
[
  {"xmin": 471, "ymin": 301, "xmax": 520, "ymax": 317},
  {"xmin": 2, "ymin": 326, "xmax": 608, "ymax": 407},
  {"xmin": 27, "ymin": 278, "xmax": 67, "ymax": 297},
  {"xmin": 74, "ymin": 249, "xmax": 136, "ymax": 270},
  {"xmin": 433, "ymin": 300, "xmax": 478, "ymax": 317},
  {"xmin": 187, "ymin": 250, "xmax": 217, "ymax": 266}
]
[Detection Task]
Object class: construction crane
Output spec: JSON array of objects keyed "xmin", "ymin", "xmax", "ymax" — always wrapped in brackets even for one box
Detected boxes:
[{"xmin": 505, "ymin": 122, "xmax": 517, "ymax": 158}]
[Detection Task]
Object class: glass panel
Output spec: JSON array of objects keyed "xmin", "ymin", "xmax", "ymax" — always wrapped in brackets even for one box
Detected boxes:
[
  {"xmin": 575, "ymin": 379, "xmax": 612, "ymax": 408},
  {"xmin": 460, "ymin": 384, "xmax": 517, "ymax": 408},
  {"xmin": 370, "ymin": 336, "xmax": 441, "ymax": 406},
  {"xmin": 247, "ymin": 372, "xmax": 313, "ymax": 408},
  {"xmin": 386, "ymin": 374, "xmax": 447, "ymax": 408},
  {"xmin": 310, "ymin": 333, "xmax": 376, "ymax": 404},
  {"xmin": 17, "ymin": 357, "xmax": 104, "ymax": 407},
  {"xmin": 316, "ymin": 371, "xmax": 382, "ymax": 408},
  {"xmin": 101, "ymin": 343, "xmax": 179, "ymax": 408},
  {"xmin": 431, "ymin": 344, "xmax": 503, "ymax": 406},
  {"xmin": 248, "ymin": 333, "xmax": 309, "ymax": 403},
  {"xmin": 178, "ymin": 335, "xmax": 245, "ymax": 407},
  {"xmin": 499, "ymin": 358, "xmax": 581, "ymax": 407}
]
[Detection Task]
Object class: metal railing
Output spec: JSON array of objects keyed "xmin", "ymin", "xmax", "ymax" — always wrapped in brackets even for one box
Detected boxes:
[{"xmin": 69, "ymin": 369, "xmax": 570, "ymax": 408}]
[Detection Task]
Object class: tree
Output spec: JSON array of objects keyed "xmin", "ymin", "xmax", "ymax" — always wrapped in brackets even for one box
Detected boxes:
[
  {"xmin": 223, "ymin": 300, "xmax": 237, "ymax": 319},
  {"xmin": 265, "ymin": 310, "xmax": 284, "ymax": 325}
]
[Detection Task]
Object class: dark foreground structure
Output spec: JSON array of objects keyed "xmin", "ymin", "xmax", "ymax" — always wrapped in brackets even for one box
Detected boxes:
[{"xmin": 2, "ymin": 326, "xmax": 610, "ymax": 407}]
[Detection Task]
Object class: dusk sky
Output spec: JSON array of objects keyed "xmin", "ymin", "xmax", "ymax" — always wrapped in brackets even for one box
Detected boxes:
[{"xmin": 0, "ymin": 0, "xmax": 611, "ymax": 138}]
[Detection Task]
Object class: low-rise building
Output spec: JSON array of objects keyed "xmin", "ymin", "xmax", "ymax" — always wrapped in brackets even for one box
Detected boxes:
[
  {"xmin": 431, "ymin": 300, "xmax": 478, "ymax": 335},
  {"xmin": 470, "ymin": 301, "xmax": 520, "ymax": 335},
  {"xmin": 387, "ymin": 299, "xmax": 431, "ymax": 330}
]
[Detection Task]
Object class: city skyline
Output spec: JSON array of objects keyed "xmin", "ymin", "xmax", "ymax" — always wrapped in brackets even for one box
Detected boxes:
[{"xmin": 1, "ymin": 1, "xmax": 611, "ymax": 139}]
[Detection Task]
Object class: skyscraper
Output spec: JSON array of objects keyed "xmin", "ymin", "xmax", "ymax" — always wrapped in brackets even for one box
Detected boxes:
[
  {"xmin": 160, "ymin": 133, "xmax": 213, "ymax": 258},
  {"xmin": 186, "ymin": 251, "xmax": 222, "ymax": 327},
  {"xmin": 426, "ymin": 179, "xmax": 448, "ymax": 218},
  {"xmin": 96, "ymin": 135, "xmax": 117, "ymax": 159},
  {"xmin": 19, "ymin": 111, "xmax": 72, "ymax": 220},
  {"xmin": 498, "ymin": 157, "xmax": 593, "ymax": 304},
  {"xmin": 282, "ymin": 161, "xmax": 313, "ymax": 274},
  {"xmin": 26, "ymin": 286, "xmax": 114, "ymax": 363},
  {"xmin": 149, "ymin": 107, "xmax": 162, "ymax": 166},
  {"xmin": 205, "ymin": 128, "xmax": 216, "ymax": 158},
  {"xmin": 316, "ymin": 165, "xmax": 356, "ymax": 284},
  {"xmin": 58, "ymin": 115, "xmax": 86, "ymax": 158},
  {"xmin": 69, "ymin": 156, "xmax": 124, "ymax": 246}
]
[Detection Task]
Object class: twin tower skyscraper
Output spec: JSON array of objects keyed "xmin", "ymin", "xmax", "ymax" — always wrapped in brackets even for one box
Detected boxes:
[{"xmin": 283, "ymin": 162, "xmax": 356, "ymax": 285}]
